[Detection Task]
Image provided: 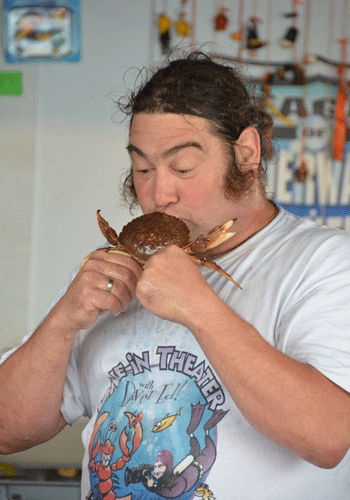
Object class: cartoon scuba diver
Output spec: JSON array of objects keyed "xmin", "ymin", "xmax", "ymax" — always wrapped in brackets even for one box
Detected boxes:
[{"xmin": 125, "ymin": 402, "xmax": 227, "ymax": 498}]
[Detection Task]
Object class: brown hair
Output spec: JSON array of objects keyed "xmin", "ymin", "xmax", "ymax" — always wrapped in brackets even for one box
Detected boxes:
[{"xmin": 118, "ymin": 51, "xmax": 274, "ymax": 210}]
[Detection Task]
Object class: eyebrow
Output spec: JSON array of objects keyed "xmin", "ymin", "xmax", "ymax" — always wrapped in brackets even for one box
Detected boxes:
[{"xmin": 126, "ymin": 141, "xmax": 203, "ymax": 160}]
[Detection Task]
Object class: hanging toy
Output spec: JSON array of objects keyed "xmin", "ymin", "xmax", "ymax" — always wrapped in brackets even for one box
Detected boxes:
[
  {"xmin": 295, "ymin": 160, "xmax": 308, "ymax": 183},
  {"xmin": 276, "ymin": 63, "xmax": 305, "ymax": 85},
  {"xmin": 282, "ymin": 11, "xmax": 298, "ymax": 18},
  {"xmin": 158, "ymin": 12, "xmax": 172, "ymax": 54},
  {"xmin": 231, "ymin": 31, "xmax": 242, "ymax": 41},
  {"xmin": 332, "ymin": 38, "xmax": 348, "ymax": 161},
  {"xmin": 245, "ymin": 16, "xmax": 267, "ymax": 52},
  {"xmin": 279, "ymin": 25, "xmax": 299, "ymax": 48},
  {"xmin": 176, "ymin": 12, "xmax": 190, "ymax": 37},
  {"xmin": 332, "ymin": 67, "xmax": 348, "ymax": 161},
  {"xmin": 279, "ymin": 9, "xmax": 299, "ymax": 48},
  {"xmin": 215, "ymin": 7, "xmax": 229, "ymax": 31}
]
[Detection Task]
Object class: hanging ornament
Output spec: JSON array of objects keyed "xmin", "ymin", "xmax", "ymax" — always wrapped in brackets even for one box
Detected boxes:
[
  {"xmin": 332, "ymin": 0, "xmax": 349, "ymax": 161},
  {"xmin": 275, "ymin": 63, "xmax": 305, "ymax": 85},
  {"xmin": 215, "ymin": 7, "xmax": 229, "ymax": 31},
  {"xmin": 279, "ymin": 26, "xmax": 299, "ymax": 48},
  {"xmin": 332, "ymin": 53, "xmax": 348, "ymax": 160},
  {"xmin": 158, "ymin": 12, "xmax": 172, "ymax": 54},
  {"xmin": 245, "ymin": 16, "xmax": 267, "ymax": 51},
  {"xmin": 231, "ymin": 31, "xmax": 242, "ymax": 41},
  {"xmin": 176, "ymin": 12, "xmax": 190, "ymax": 37},
  {"xmin": 295, "ymin": 160, "xmax": 308, "ymax": 183},
  {"xmin": 279, "ymin": 8, "xmax": 299, "ymax": 48},
  {"xmin": 282, "ymin": 11, "xmax": 298, "ymax": 18}
]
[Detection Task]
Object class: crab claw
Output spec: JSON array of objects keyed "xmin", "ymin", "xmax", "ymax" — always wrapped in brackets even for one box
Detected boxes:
[
  {"xmin": 97, "ymin": 210, "xmax": 119, "ymax": 246},
  {"xmin": 189, "ymin": 219, "xmax": 237, "ymax": 253},
  {"xmin": 205, "ymin": 219, "xmax": 237, "ymax": 249}
]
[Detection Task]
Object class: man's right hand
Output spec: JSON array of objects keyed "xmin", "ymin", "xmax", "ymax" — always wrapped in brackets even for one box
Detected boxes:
[{"xmin": 54, "ymin": 249, "xmax": 143, "ymax": 333}]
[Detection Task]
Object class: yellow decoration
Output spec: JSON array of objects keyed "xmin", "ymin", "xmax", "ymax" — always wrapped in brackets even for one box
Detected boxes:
[
  {"xmin": 176, "ymin": 16, "xmax": 190, "ymax": 37},
  {"xmin": 231, "ymin": 31, "xmax": 242, "ymax": 41},
  {"xmin": 158, "ymin": 13, "xmax": 172, "ymax": 34}
]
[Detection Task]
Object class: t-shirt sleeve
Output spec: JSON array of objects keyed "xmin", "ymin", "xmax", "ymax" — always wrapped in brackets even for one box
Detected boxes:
[
  {"xmin": 276, "ymin": 231, "xmax": 350, "ymax": 392},
  {"xmin": 60, "ymin": 335, "xmax": 88, "ymax": 424}
]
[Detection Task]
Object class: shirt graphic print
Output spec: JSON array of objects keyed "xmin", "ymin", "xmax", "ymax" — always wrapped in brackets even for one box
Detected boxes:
[{"xmin": 87, "ymin": 344, "xmax": 228, "ymax": 500}]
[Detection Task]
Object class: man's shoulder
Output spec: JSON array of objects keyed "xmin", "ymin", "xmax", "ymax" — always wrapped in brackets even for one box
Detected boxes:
[{"xmin": 275, "ymin": 206, "xmax": 350, "ymax": 244}]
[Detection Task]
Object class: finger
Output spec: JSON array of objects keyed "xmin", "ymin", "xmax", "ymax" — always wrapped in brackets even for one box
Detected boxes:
[
  {"xmin": 81, "ymin": 252, "xmax": 142, "ymax": 310},
  {"xmin": 75, "ymin": 270, "xmax": 128, "ymax": 318},
  {"xmin": 84, "ymin": 249, "xmax": 143, "ymax": 280},
  {"xmin": 103, "ymin": 275, "xmax": 135, "ymax": 313},
  {"xmin": 103, "ymin": 250, "xmax": 143, "ymax": 277},
  {"xmin": 102, "ymin": 259, "xmax": 141, "ymax": 302}
]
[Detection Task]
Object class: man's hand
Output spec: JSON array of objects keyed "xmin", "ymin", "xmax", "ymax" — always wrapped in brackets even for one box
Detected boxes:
[
  {"xmin": 55, "ymin": 249, "xmax": 143, "ymax": 332},
  {"xmin": 136, "ymin": 245, "xmax": 212, "ymax": 326}
]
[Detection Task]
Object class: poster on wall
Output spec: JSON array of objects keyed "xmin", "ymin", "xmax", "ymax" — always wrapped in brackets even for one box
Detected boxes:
[
  {"xmin": 3, "ymin": 0, "xmax": 81, "ymax": 63},
  {"xmin": 264, "ymin": 75, "xmax": 350, "ymax": 232}
]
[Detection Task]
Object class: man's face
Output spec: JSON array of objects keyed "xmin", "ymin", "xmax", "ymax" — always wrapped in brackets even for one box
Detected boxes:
[
  {"xmin": 128, "ymin": 113, "xmax": 243, "ymax": 243},
  {"xmin": 153, "ymin": 460, "xmax": 166, "ymax": 479}
]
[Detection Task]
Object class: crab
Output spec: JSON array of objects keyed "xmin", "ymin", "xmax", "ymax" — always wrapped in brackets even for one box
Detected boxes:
[{"xmin": 91, "ymin": 210, "xmax": 241, "ymax": 288}]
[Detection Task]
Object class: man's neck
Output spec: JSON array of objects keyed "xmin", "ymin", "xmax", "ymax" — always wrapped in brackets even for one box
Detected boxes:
[{"xmin": 207, "ymin": 196, "xmax": 278, "ymax": 257}]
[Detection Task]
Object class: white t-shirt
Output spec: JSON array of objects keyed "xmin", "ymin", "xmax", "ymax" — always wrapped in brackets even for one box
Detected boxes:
[{"xmin": 3, "ymin": 207, "xmax": 350, "ymax": 499}]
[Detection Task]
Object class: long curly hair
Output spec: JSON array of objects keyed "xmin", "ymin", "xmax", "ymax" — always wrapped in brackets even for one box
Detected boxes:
[{"xmin": 118, "ymin": 51, "xmax": 274, "ymax": 211}]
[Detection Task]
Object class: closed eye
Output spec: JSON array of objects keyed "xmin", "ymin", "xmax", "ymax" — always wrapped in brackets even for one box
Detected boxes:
[
  {"xmin": 172, "ymin": 166, "xmax": 196, "ymax": 177},
  {"xmin": 133, "ymin": 166, "xmax": 153, "ymax": 177}
]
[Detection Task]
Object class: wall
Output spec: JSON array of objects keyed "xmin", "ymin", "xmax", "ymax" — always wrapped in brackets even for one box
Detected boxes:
[
  {"xmin": 0, "ymin": 0, "xmax": 346, "ymax": 467},
  {"xmin": 0, "ymin": 63, "xmax": 36, "ymax": 354}
]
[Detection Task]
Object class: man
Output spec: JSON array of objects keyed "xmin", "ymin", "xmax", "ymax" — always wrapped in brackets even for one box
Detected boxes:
[{"xmin": 1, "ymin": 52, "xmax": 350, "ymax": 499}]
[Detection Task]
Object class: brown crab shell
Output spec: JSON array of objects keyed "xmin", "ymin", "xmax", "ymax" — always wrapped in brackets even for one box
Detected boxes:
[{"xmin": 118, "ymin": 212, "xmax": 191, "ymax": 264}]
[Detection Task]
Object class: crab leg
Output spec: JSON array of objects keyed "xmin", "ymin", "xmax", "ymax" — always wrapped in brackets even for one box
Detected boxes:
[{"xmin": 188, "ymin": 255, "xmax": 241, "ymax": 289}]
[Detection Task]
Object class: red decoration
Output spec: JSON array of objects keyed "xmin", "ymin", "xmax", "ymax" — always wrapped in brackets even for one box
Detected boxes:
[{"xmin": 215, "ymin": 7, "xmax": 229, "ymax": 31}]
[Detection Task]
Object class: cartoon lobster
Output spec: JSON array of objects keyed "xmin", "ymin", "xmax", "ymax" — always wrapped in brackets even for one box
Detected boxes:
[{"xmin": 88, "ymin": 410, "xmax": 143, "ymax": 499}]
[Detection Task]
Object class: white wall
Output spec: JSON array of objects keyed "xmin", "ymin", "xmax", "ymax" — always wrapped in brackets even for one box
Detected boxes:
[{"xmin": 0, "ymin": 0, "xmax": 346, "ymax": 467}]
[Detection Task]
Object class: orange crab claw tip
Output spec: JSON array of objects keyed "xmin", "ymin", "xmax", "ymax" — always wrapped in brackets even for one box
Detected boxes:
[
  {"xmin": 205, "ymin": 230, "xmax": 236, "ymax": 249},
  {"xmin": 223, "ymin": 219, "xmax": 237, "ymax": 230}
]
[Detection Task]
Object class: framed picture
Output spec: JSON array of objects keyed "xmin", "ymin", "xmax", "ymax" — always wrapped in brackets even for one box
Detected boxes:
[{"xmin": 3, "ymin": 0, "xmax": 80, "ymax": 63}]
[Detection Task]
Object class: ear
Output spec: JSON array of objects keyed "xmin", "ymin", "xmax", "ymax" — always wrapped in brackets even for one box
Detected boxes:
[{"xmin": 234, "ymin": 126, "xmax": 261, "ymax": 172}]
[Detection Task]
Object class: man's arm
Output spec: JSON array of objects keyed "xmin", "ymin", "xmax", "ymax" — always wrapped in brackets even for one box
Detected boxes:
[
  {"xmin": 137, "ymin": 245, "xmax": 350, "ymax": 468},
  {"xmin": 0, "ymin": 249, "xmax": 142, "ymax": 454}
]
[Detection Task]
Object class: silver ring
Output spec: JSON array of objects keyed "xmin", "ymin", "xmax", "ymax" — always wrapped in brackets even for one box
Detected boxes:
[{"xmin": 106, "ymin": 277, "xmax": 113, "ymax": 293}]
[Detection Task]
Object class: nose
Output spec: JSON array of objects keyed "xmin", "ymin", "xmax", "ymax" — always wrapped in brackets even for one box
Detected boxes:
[{"xmin": 152, "ymin": 171, "xmax": 179, "ymax": 209}]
